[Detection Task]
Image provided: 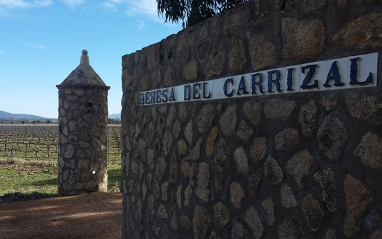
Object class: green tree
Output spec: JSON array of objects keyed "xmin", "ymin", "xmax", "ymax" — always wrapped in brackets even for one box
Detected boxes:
[{"xmin": 157, "ymin": 0, "xmax": 246, "ymax": 27}]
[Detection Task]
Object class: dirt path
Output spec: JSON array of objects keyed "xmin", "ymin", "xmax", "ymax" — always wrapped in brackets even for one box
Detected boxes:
[{"xmin": 0, "ymin": 192, "xmax": 122, "ymax": 239}]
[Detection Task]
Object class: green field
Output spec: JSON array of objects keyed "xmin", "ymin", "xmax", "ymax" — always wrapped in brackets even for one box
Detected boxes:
[
  {"xmin": 0, "ymin": 124, "xmax": 122, "ymax": 197},
  {"xmin": 0, "ymin": 159, "xmax": 121, "ymax": 196}
]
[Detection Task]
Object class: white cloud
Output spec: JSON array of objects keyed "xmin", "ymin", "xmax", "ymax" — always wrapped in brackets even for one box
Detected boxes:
[
  {"xmin": 24, "ymin": 41, "xmax": 46, "ymax": 50},
  {"xmin": 0, "ymin": 0, "xmax": 29, "ymax": 8},
  {"xmin": 61, "ymin": 0, "xmax": 86, "ymax": 8},
  {"xmin": 102, "ymin": 1, "xmax": 118, "ymax": 11},
  {"xmin": 35, "ymin": 1, "xmax": 52, "ymax": 7},
  {"xmin": 101, "ymin": 0, "xmax": 124, "ymax": 12},
  {"xmin": 138, "ymin": 20, "xmax": 146, "ymax": 29},
  {"xmin": 125, "ymin": 0, "xmax": 158, "ymax": 20},
  {"xmin": 0, "ymin": 0, "xmax": 52, "ymax": 8},
  {"xmin": 124, "ymin": 0, "xmax": 180, "ymax": 27}
]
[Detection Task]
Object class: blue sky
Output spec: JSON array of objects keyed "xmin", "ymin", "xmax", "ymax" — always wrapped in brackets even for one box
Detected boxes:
[{"xmin": 0, "ymin": 0, "xmax": 182, "ymax": 118}]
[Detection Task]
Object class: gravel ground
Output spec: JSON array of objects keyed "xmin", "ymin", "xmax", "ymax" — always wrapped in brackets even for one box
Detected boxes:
[{"xmin": 0, "ymin": 192, "xmax": 122, "ymax": 239}]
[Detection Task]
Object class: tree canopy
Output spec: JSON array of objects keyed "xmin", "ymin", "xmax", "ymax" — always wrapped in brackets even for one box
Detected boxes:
[{"xmin": 157, "ymin": 0, "xmax": 246, "ymax": 27}]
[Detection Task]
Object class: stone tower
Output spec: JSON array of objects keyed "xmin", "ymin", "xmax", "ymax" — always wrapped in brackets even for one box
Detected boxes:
[{"xmin": 56, "ymin": 50, "xmax": 110, "ymax": 196}]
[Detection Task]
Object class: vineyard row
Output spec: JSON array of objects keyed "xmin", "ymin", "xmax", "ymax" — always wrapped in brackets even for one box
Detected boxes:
[{"xmin": 0, "ymin": 124, "xmax": 121, "ymax": 162}]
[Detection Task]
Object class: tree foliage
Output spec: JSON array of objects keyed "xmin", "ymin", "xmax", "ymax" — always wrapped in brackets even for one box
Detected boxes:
[{"xmin": 157, "ymin": 0, "xmax": 246, "ymax": 27}]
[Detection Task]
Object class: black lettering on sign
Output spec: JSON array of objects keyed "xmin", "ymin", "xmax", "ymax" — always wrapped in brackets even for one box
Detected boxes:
[
  {"xmin": 267, "ymin": 70, "xmax": 282, "ymax": 93},
  {"xmin": 323, "ymin": 61, "xmax": 344, "ymax": 87},
  {"xmin": 184, "ymin": 85, "xmax": 191, "ymax": 100},
  {"xmin": 251, "ymin": 73, "xmax": 264, "ymax": 94},
  {"xmin": 203, "ymin": 82, "xmax": 212, "ymax": 99},
  {"xmin": 301, "ymin": 64, "xmax": 319, "ymax": 89},
  {"xmin": 224, "ymin": 78, "xmax": 234, "ymax": 97},
  {"xmin": 350, "ymin": 57, "xmax": 373, "ymax": 85},
  {"xmin": 169, "ymin": 88, "xmax": 176, "ymax": 101},
  {"xmin": 150, "ymin": 91, "xmax": 156, "ymax": 103},
  {"xmin": 193, "ymin": 83, "xmax": 201, "ymax": 99},
  {"xmin": 162, "ymin": 89, "xmax": 168, "ymax": 102},
  {"xmin": 145, "ymin": 92, "xmax": 150, "ymax": 104},
  {"xmin": 237, "ymin": 76, "xmax": 249, "ymax": 95},
  {"xmin": 139, "ymin": 92, "xmax": 144, "ymax": 105},
  {"xmin": 286, "ymin": 68, "xmax": 295, "ymax": 92},
  {"xmin": 156, "ymin": 90, "xmax": 162, "ymax": 103}
]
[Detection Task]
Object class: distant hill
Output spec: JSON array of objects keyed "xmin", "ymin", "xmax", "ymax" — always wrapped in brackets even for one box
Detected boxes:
[
  {"xmin": 109, "ymin": 114, "xmax": 121, "ymax": 120},
  {"xmin": 0, "ymin": 110, "xmax": 47, "ymax": 120},
  {"xmin": 0, "ymin": 110, "xmax": 121, "ymax": 121}
]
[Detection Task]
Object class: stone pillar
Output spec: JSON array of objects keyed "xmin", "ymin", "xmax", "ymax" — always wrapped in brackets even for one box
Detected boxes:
[{"xmin": 56, "ymin": 50, "xmax": 110, "ymax": 196}]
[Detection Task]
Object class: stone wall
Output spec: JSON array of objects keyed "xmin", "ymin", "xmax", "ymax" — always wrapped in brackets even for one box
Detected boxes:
[{"xmin": 121, "ymin": 1, "xmax": 382, "ymax": 238}]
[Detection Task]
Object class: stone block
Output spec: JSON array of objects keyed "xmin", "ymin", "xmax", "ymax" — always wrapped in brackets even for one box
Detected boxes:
[
  {"xmin": 318, "ymin": 114, "xmax": 348, "ymax": 161},
  {"xmin": 354, "ymin": 132, "xmax": 382, "ymax": 170},
  {"xmin": 281, "ymin": 183, "xmax": 297, "ymax": 208},
  {"xmin": 176, "ymin": 185, "xmax": 182, "ymax": 209},
  {"xmin": 337, "ymin": 0, "xmax": 348, "ymax": 6},
  {"xmin": 303, "ymin": 0, "xmax": 326, "ymax": 12},
  {"xmin": 230, "ymin": 181, "xmax": 245, "ymax": 209},
  {"xmin": 189, "ymin": 137, "xmax": 202, "ymax": 161},
  {"xmin": 278, "ymin": 217, "xmax": 303, "ymax": 239},
  {"xmin": 301, "ymin": 194, "xmax": 323, "ymax": 232},
  {"xmin": 214, "ymin": 202, "xmax": 229, "ymax": 227},
  {"xmin": 220, "ymin": 104, "xmax": 237, "ymax": 136},
  {"xmin": 184, "ymin": 120, "xmax": 193, "ymax": 145},
  {"xmin": 234, "ymin": 146, "xmax": 249, "ymax": 174},
  {"xmin": 197, "ymin": 162, "xmax": 210, "ymax": 189},
  {"xmin": 183, "ymin": 60, "xmax": 198, "ymax": 81},
  {"xmin": 204, "ymin": 51, "xmax": 226, "ymax": 78},
  {"xmin": 197, "ymin": 40, "xmax": 210, "ymax": 63},
  {"xmin": 196, "ymin": 104, "xmax": 216, "ymax": 134},
  {"xmin": 162, "ymin": 132, "xmax": 173, "ymax": 157},
  {"xmin": 243, "ymin": 100, "xmax": 261, "ymax": 125},
  {"xmin": 247, "ymin": 33, "xmax": 276, "ymax": 71},
  {"xmin": 333, "ymin": 13, "xmax": 382, "ymax": 49},
  {"xmin": 282, "ymin": 18, "xmax": 325, "ymax": 59},
  {"xmin": 206, "ymin": 127, "xmax": 219, "ymax": 158},
  {"xmin": 214, "ymin": 165, "xmax": 225, "ymax": 196},
  {"xmin": 264, "ymin": 99, "xmax": 296, "ymax": 120},
  {"xmin": 193, "ymin": 206, "xmax": 210, "ymax": 239},
  {"xmin": 245, "ymin": 207, "xmax": 264, "ymax": 239},
  {"xmin": 224, "ymin": 11, "xmax": 245, "ymax": 36},
  {"xmin": 176, "ymin": 34, "xmax": 189, "ymax": 63},
  {"xmin": 275, "ymin": 128, "xmax": 300, "ymax": 151},
  {"xmin": 180, "ymin": 215, "xmax": 191, "ymax": 231},
  {"xmin": 286, "ymin": 149, "xmax": 313, "ymax": 188},
  {"xmin": 265, "ymin": 155, "xmax": 283, "ymax": 185},
  {"xmin": 299, "ymin": 100, "xmax": 318, "ymax": 137},
  {"xmin": 229, "ymin": 40, "xmax": 246, "ymax": 73},
  {"xmin": 236, "ymin": 121, "xmax": 253, "ymax": 141},
  {"xmin": 262, "ymin": 198, "xmax": 275, "ymax": 226},
  {"xmin": 345, "ymin": 93, "xmax": 382, "ymax": 125},
  {"xmin": 155, "ymin": 158, "xmax": 167, "ymax": 181},
  {"xmin": 250, "ymin": 137, "xmax": 267, "ymax": 163},
  {"xmin": 181, "ymin": 161, "xmax": 194, "ymax": 179},
  {"xmin": 184, "ymin": 185, "xmax": 193, "ymax": 207},
  {"xmin": 322, "ymin": 94, "xmax": 338, "ymax": 112},
  {"xmin": 231, "ymin": 221, "xmax": 248, "ymax": 239},
  {"xmin": 249, "ymin": 171, "xmax": 262, "ymax": 198},
  {"xmin": 344, "ymin": 175, "xmax": 372, "ymax": 238}
]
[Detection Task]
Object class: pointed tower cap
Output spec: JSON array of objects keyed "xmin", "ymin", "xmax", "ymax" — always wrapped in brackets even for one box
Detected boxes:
[{"xmin": 57, "ymin": 50, "xmax": 110, "ymax": 90}]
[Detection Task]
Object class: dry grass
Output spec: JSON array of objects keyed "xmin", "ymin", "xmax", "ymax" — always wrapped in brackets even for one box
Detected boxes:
[{"xmin": 0, "ymin": 158, "xmax": 55, "ymax": 167}]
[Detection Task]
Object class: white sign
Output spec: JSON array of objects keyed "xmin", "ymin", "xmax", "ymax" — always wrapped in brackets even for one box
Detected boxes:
[{"xmin": 139, "ymin": 53, "xmax": 378, "ymax": 106}]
